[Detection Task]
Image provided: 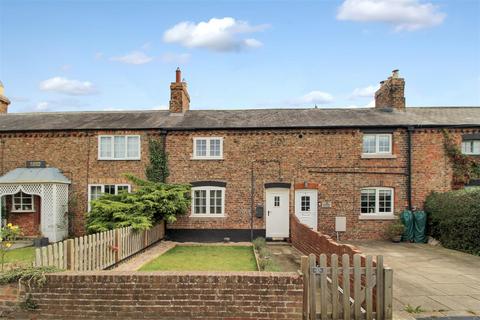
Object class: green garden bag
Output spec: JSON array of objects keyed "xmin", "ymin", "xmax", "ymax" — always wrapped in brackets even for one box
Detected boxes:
[
  {"xmin": 413, "ymin": 211, "xmax": 427, "ymax": 243},
  {"xmin": 400, "ymin": 210, "xmax": 414, "ymax": 242}
]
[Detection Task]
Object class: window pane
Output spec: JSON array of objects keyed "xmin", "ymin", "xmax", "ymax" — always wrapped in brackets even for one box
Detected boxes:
[
  {"xmin": 195, "ymin": 139, "xmax": 207, "ymax": 157},
  {"xmin": 90, "ymin": 186, "xmax": 102, "ymax": 201},
  {"xmin": 104, "ymin": 185, "xmax": 115, "ymax": 195},
  {"xmin": 363, "ymin": 135, "xmax": 376, "ymax": 153},
  {"xmin": 194, "ymin": 190, "xmax": 207, "ymax": 214},
  {"xmin": 473, "ymin": 141, "xmax": 480, "ymax": 154},
  {"xmin": 378, "ymin": 135, "xmax": 391, "ymax": 153},
  {"xmin": 361, "ymin": 189, "xmax": 376, "ymax": 214},
  {"xmin": 114, "ymin": 136, "xmax": 126, "ymax": 158},
  {"xmin": 379, "ymin": 189, "xmax": 392, "ymax": 213},
  {"xmin": 274, "ymin": 196, "xmax": 280, "ymax": 207},
  {"xmin": 126, "ymin": 136, "xmax": 140, "ymax": 158},
  {"xmin": 99, "ymin": 137, "xmax": 112, "ymax": 158},
  {"xmin": 461, "ymin": 141, "xmax": 469, "ymax": 154},
  {"xmin": 301, "ymin": 196, "xmax": 310, "ymax": 211},
  {"xmin": 117, "ymin": 185, "xmax": 129, "ymax": 193},
  {"xmin": 210, "ymin": 139, "xmax": 221, "ymax": 157}
]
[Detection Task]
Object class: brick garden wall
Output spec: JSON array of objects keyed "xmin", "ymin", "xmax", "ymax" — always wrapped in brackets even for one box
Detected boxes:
[
  {"xmin": 20, "ymin": 271, "xmax": 303, "ymax": 319},
  {"xmin": 290, "ymin": 214, "xmax": 362, "ymax": 258}
]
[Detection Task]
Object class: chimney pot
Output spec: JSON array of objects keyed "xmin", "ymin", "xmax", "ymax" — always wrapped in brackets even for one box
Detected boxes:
[
  {"xmin": 175, "ymin": 67, "xmax": 182, "ymax": 83},
  {"xmin": 170, "ymin": 69, "xmax": 190, "ymax": 113},
  {"xmin": 392, "ymin": 69, "xmax": 399, "ymax": 78}
]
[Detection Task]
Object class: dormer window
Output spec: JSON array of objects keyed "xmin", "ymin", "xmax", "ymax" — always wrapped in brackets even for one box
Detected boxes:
[
  {"xmin": 193, "ymin": 137, "xmax": 223, "ymax": 160},
  {"xmin": 362, "ymin": 133, "xmax": 392, "ymax": 155}
]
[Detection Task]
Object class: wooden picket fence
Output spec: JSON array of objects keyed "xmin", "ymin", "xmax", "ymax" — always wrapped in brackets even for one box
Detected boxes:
[
  {"xmin": 34, "ymin": 221, "xmax": 165, "ymax": 271},
  {"xmin": 301, "ymin": 253, "xmax": 393, "ymax": 320}
]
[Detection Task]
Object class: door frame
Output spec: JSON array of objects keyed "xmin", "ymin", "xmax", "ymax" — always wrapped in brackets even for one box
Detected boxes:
[{"xmin": 265, "ymin": 187, "xmax": 290, "ymax": 239}]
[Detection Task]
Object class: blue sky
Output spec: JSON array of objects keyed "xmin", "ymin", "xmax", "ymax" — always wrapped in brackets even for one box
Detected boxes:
[{"xmin": 0, "ymin": 0, "xmax": 479, "ymax": 112}]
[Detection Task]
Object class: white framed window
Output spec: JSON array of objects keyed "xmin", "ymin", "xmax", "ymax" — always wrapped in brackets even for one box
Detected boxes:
[
  {"xmin": 193, "ymin": 137, "xmax": 223, "ymax": 159},
  {"xmin": 191, "ymin": 186, "xmax": 225, "ymax": 217},
  {"xmin": 88, "ymin": 184, "xmax": 131, "ymax": 211},
  {"xmin": 12, "ymin": 191, "xmax": 34, "ymax": 212},
  {"xmin": 360, "ymin": 187, "xmax": 394, "ymax": 216},
  {"xmin": 98, "ymin": 135, "xmax": 141, "ymax": 160},
  {"xmin": 461, "ymin": 140, "xmax": 480, "ymax": 155},
  {"xmin": 362, "ymin": 134, "xmax": 392, "ymax": 155},
  {"xmin": 300, "ymin": 196, "xmax": 310, "ymax": 212}
]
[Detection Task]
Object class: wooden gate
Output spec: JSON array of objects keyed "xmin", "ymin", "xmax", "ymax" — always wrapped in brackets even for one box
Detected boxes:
[{"xmin": 301, "ymin": 253, "xmax": 393, "ymax": 320}]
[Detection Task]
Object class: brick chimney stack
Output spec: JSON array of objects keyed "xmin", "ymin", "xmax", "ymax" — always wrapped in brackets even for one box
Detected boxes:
[
  {"xmin": 375, "ymin": 69, "xmax": 405, "ymax": 111},
  {"xmin": 0, "ymin": 81, "xmax": 11, "ymax": 114},
  {"xmin": 169, "ymin": 68, "xmax": 190, "ymax": 113}
]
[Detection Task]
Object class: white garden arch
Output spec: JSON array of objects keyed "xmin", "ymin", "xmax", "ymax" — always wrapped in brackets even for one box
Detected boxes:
[{"xmin": 0, "ymin": 168, "xmax": 70, "ymax": 242}]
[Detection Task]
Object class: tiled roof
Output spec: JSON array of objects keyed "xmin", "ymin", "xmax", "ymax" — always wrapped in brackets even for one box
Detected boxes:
[{"xmin": 0, "ymin": 107, "xmax": 479, "ymax": 132}]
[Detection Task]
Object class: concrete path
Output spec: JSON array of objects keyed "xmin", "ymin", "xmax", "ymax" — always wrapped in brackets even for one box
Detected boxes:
[
  {"xmin": 114, "ymin": 241, "xmax": 175, "ymax": 271},
  {"xmin": 348, "ymin": 241, "xmax": 480, "ymax": 319},
  {"xmin": 266, "ymin": 243, "xmax": 303, "ymax": 272}
]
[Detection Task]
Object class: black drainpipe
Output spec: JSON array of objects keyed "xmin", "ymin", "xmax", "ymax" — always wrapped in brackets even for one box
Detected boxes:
[{"xmin": 407, "ymin": 126, "xmax": 414, "ymax": 211}]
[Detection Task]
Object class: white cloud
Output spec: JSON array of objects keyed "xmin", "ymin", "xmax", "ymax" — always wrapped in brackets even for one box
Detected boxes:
[
  {"xmin": 290, "ymin": 91, "xmax": 334, "ymax": 106},
  {"xmin": 337, "ymin": 0, "xmax": 446, "ymax": 31},
  {"xmin": 160, "ymin": 52, "xmax": 191, "ymax": 64},
  {"xmin": 350, "ymin": 84, "xmax": 380, "ymax": 99},
  {"xmin": 35, "ymin": 102, "xmax": 49, "ymax": 111},
  {"xmin": 345, "ymin": 99, "xmax": 375, "ymax": 108},
  {"xmin": 110, "ymin": 51, "xmax": 153, "ymax": 65},
  {"xmin": 163, "ymin": 17, "xmax": 269, "ymax": 52},
  {"xmin": 39, "ymin": 77, "xmax": 98, "ymax": 95},
  {"xmin": 94, "ymin": 52, "xmax": 104, "ymax": 60}
]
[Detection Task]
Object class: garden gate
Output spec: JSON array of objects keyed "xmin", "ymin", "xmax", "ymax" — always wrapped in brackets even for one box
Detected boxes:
[{"xmin": 301, "ymin": 253, "xmax": 393, "ymax": 320}]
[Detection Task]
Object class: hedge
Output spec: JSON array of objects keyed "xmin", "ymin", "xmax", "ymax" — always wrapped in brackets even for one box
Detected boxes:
[{"xmin": 425, "ymin": 188, "xmax": 480, "ymax": 255}]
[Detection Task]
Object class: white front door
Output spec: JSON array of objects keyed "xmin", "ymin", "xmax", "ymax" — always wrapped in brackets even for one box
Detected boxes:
[
  {"xmin": 295, "ymin": 189, "xmax": 318, "ymax": 230},
  {"xmin": 265, "ymin": 188, "xmax": 290, "ymax": 238}
]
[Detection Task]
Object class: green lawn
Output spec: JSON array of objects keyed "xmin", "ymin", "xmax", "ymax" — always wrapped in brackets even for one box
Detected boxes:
[
  {"xmin": 2, "ymin": 247, "xmax": 35, "ymax": 265},
  {"xmin": 139, "ymin": 245, "xmax": 258, "ymax": 271}
]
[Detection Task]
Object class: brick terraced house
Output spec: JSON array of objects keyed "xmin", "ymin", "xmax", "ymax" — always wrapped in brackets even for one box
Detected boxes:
[{"xmin": 0, "ymin": 70, "xmax": 479, "ymax": 242}]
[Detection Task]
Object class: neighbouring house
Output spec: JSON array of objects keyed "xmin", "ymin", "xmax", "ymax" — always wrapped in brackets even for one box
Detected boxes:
[{"xmin": 0, "ymin": 71, "xmax": 478, "ymax": 242}]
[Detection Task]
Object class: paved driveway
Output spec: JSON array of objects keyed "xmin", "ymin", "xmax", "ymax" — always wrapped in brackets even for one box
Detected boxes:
[{"xmin": 348, "ymin": 241, "xmax": 480, "ymax": 319}]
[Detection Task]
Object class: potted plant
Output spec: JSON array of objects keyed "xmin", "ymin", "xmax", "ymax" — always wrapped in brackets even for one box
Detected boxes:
[{"xmin": 387, "ymin": 220, "xmax": 405, "ymax": 243}]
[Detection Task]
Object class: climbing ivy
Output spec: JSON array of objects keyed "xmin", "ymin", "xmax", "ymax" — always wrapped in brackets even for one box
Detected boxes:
[
  {"xmin": 442, "ymin": 129, "xmax": 480, "ymax": 185},
  {"xmin": 146, "ymin": 138, "xmax": 169, "ymax": 183}
]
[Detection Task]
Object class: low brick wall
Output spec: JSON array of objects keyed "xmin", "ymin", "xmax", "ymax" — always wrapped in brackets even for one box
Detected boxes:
[
  {"xmin": 25, "ymin": 271, "xmax": 303, "ymax": 319},
  {"xmin": 0, "ymin": 283, "xmax": 22, "ymax": 315},
  {"xmin": 291, "ymin": 215, "xmax": 363, "ymax": 258}
]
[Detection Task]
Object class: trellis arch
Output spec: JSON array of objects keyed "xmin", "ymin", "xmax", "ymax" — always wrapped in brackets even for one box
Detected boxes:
[{"xmin": 0, "ymin": 183, "xmax": 69, "ymax": 242}]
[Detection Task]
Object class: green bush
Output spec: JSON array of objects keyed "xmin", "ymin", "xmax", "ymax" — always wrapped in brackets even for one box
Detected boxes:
[
  {"xmin": 425, "ymin": 188, "xmax": 480, "ymax": 255},
  {"xmin": 86, "ymin": 175, "xmax": 190, "ymax": 234}
]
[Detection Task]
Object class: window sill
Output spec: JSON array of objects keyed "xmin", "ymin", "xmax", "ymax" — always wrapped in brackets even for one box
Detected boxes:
[
  {"xmin": 359, "ymin": 214, "xmax": 395, "ymax": 220},
  {"xmin": 191, "ymin": 157, "xmax": 224, "ymax": 161},
  {"xmin": 98, "ymin": 158, "xmax": 141, "ymax": 161},
  {"xmin": 190, "ymin": 215, "xmax": 226, "ymax": 218},
  {"xmin": 11, "ymin": 210, "xmax": 35, "ymax": 213},
  {"xmin": 361, "ymin": 154, "xmax": 396, "ymax": 159}
]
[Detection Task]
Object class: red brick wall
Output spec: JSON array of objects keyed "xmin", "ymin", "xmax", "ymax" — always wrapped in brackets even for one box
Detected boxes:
[
  {"xmin": 167, "ymin": 129, "xmax": 409, "ymax": 239},
  {"xmin": 5, "ymin": 195, "xmax": 41, "ymax": 236},
  {"xmin": 0, "ymin": 283, "xmax": 21, "ymax": 315},
  {"xmin": 1, "ymin": 126, "xmax": 478, "ymax": 240},
  {"xmin": 24, "ymin": 272, "xmax": 303, "ymax": 319},
  {"xmin": 290, "ymin": 214, "xmax": 362, "ymax": 258}
]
